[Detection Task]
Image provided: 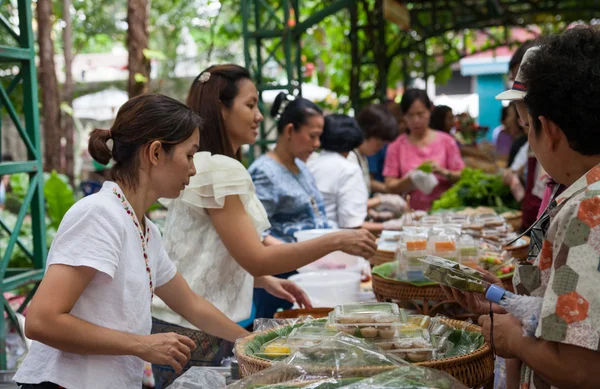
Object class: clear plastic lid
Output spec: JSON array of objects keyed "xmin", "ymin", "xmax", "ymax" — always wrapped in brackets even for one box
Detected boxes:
[
  {"xmin": 332, "ymin": 304, "xmax": 407, "ymax": 338},
  {"xmin": 334, "ymin": 302, "xmax": 400, "ymax": 318}
]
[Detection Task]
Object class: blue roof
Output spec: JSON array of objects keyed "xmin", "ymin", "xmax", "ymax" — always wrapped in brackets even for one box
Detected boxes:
[{"xmin": 460, "ymin": 56, "xmax": 511, "ymax": 76}]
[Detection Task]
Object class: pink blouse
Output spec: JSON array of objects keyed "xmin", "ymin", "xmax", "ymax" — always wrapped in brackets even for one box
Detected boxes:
[{"xmin": 383, "ymin": 131, "xmax": 465, "ymax": 211}]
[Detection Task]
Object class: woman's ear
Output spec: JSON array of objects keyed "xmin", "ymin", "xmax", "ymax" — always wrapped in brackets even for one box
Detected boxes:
[
  {"xmin": 283, "ymin": 123, "xmax": 295, "ymax": 140},
  {"xmin": 147, "ymin": 140, "xmax": 163, "ymax": 166}
]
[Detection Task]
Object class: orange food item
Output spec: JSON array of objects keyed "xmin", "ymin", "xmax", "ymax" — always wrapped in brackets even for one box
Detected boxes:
[
  {"xmin": 406, "ymin": 240, "xmax": 427, "ymax": 251},
  {"xmin": 434, "ymin": 241, "xmax": 456, "ymax": 251}
]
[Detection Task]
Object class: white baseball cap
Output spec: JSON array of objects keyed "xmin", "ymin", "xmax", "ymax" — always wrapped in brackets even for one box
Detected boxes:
[{"xmin": 496, "ymin": 46, "xmax": 541, "ymax": 101}]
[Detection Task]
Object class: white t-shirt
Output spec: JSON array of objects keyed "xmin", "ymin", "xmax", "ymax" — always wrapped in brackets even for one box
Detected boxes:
[
  {"xmin": 152, "ymin": 152, "xmax": 271, "ymax": 325},
  {"xmin": 347, "ymin": 149, "xmax": 371, "ymax": 194},
  {"xmin": 307, "ymin": 151, "xmax": 368, "ymax": 228},
  {"xmin": 14, "ymin": 182, "xmax": 177, "ymax": 389}
]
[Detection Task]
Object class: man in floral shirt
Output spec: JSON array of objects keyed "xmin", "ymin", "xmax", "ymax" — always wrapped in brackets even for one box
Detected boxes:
[{"xmin": 447, "ymin": 27, "xmax": 600, "ymax": 389}]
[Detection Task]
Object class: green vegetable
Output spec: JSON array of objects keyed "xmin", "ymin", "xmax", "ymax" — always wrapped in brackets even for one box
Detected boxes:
[
  {"xmin": 432, "ymin": 168, "xmax": 519, "ymax": 211},
  {"xmin": 417, "ymin": 161, "xmax": 433, "ymax": 173}
]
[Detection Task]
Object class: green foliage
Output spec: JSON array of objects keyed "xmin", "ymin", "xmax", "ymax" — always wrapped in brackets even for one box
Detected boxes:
[
  {"xmin": 1, "ymin": 171, "xmax": 74, "ymax": 268},
  {"xmin": 43, "ymin": 170, "xmax": 76, "ymax": 230}
]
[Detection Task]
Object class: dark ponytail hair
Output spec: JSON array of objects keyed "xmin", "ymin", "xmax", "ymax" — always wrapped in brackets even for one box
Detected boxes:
[
  {"xmin": 271, "ymin": 92, "xmax": 323, "ymax": 135},
  {"xmin": 187, "ymin": 64, "xmax": 252, "ymax": 161},
  {"xmin": 88, "ymin": 93, "xmax": 202, "ymax": 189}
]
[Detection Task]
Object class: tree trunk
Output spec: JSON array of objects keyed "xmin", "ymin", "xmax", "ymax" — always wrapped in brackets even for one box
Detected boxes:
[
  {"xmin": 127, "ymin": 0, "xmax": 150, "ymax": 98},
  {"xmin": 36, "ymin": 0, "xmax": 62, "ymax": 172},
  {"xmin": 63, "ymin": 0, "xmax": 75, "ymax": 186}
]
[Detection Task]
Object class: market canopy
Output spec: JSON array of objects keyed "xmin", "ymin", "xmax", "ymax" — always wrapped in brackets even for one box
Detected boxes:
[{"xmin": 241, "ymin": 0, "xmax": 600, "ymax": 157}]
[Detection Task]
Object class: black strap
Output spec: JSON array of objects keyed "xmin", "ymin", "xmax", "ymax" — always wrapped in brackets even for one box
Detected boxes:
[{"xmin": 489, "ymin": 301, "xmax": 497, "ymax": 360}]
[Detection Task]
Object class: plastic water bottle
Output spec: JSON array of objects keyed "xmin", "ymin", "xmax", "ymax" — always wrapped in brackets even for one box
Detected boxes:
[{"xmin": 486, "ymin": 284, "xmax": 543, "ymax": 336}]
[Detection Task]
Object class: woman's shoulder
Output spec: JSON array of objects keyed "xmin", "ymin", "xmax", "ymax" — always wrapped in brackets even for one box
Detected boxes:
[
  {"xmin": 249, "ymin": 155, "xmax": 281, "ymax": 178},
  {"xmin": 194, "ymin": 151, "xmax": 247, "ymax": 173},
  {"xmin": 57, "ymin": 190, "xmax": 126, "ymax": 232}
]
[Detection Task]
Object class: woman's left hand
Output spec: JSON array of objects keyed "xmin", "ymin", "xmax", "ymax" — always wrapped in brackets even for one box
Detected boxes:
[
  {"xmin": 262, "ymin": 277, "xmax": 312, "ymax": 309},
  {"xmin": 478, "ymin": 313, "xmax": 523, "ymax": 359}
]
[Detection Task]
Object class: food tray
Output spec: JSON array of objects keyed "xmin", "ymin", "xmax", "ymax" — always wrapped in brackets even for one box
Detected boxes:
[{"xmin": 420, "ymin": 256, "xmax": 490, "ymax": 293}]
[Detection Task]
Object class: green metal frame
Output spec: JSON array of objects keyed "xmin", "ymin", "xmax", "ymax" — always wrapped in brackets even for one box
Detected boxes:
[
  {"xmin": 242, "ymin": 0, "xmax": 600, "ymax": 162},
  {"xmin": 241, "ymin": 0, "xmax": 352, "ymax": 159},
  {"xmin": 0, "ymin": 0, "xmax": 47, "ymax": 370}
]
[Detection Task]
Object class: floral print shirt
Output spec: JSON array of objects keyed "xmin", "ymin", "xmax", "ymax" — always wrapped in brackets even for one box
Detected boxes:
[{"xmin": 513, "ymin": 164, "xmax": 600, "ymax": 389}]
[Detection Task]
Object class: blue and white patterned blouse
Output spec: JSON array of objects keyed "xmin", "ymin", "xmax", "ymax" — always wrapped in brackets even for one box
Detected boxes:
[{"xmin": 249, "ymin": 155, "xmax": 330, "ymax": 243}]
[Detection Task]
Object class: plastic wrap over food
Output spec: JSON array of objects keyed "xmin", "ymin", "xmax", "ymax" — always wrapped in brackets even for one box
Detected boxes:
[
  {"xmin": 228, "ymin": 334, "xmax": 405, "ymax": 389},
  {"xmin": 168, "ymin": 367, "xmax": 226, "ymax": 389},
  {"xmin": 339, "ymin": 365, "xmax": 467, "ymax": 389},
  {"xmin": 254, "ymin": 316, "xmax": 324, "ymax": 333}
]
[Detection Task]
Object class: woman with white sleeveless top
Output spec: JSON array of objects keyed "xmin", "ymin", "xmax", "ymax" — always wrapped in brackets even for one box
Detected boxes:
[{"xmin": 151, "ymin": 65, "xmax": 377, "ymax": 387}]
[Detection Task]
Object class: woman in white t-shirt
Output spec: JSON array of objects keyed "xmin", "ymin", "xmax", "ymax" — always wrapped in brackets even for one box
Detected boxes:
[
  {"xmin": 13, "ymin": 94, "xmax": 249, "ymax": 389},
  {"xmin": 151, "ymin": 65, "xmax": 377, "ymax": 387}
]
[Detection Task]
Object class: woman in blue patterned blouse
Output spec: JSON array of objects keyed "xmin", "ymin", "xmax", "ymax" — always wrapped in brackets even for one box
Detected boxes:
[{"xmin": 249, "ymin": 92, "xmax": 337, "ymax": 318}]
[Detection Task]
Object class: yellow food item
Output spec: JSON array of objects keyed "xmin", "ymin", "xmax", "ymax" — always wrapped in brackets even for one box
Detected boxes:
[{"xmin": 264, "ymin": 345, "xmax": 291, "ymax": 355}]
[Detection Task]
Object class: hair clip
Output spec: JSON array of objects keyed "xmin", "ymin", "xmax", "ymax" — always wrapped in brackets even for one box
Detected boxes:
[
  {"xmin": 199, "ymin": 72, "xmax": 211, "ymax": 83},
  {"xmin": 277, "ymin": 93, "xmax": 296, "ymax": 119}
]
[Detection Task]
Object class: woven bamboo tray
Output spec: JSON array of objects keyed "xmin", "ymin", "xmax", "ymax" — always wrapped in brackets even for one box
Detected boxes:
[
  {"xmin": 371, "ymin": 274, "xmax": 514, "ymax": 315},
  {"xmin": 370, "ymin": 249, "xmax": 395, "ymax": 267},
  {"xmin": 501, "ymin": 211, "xmax": 523, "ymax": 232},
  {"xmin": 235, "ymin": 318, "xmax": 494, "ymax": 388},
  {"xmin": 504, "ymin": 235, "xmax": 530, "ymax": 262},
  {"xmin": 274, "ymin": 308, "xmax": 333, "ymax": 319}
]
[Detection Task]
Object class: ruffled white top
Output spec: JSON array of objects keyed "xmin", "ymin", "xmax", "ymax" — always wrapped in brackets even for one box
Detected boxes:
[{"xmin": 152, "ymin": 152, "xmax": 271, "ymax": 326}]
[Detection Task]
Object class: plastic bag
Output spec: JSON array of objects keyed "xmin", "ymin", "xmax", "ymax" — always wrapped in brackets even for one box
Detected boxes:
[
  {"xmin": 168, "ymin": 367, "xmax": 226, "ymax": 389},
  {"xmin": 340, "ymin": 365, "xmax": 467, "ymax": 389},
  {"xmin": 253, "ymin": 316, "xmax": 322, "ymax": 333}
]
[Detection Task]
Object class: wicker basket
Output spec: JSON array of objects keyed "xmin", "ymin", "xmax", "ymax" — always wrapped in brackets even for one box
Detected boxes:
[
  {"xmin": 235, "ymin": 318, "xmax": 494, "ymax": 388},
  {"xmin": 274, "ymin": 308, "xmax": 333, "ymax": 319},
  {"xmin": 504, "ymin": 235, "xmax": 530, "ymax": 262},
  {"xmin": 417, "ymin": 319, "xmax": 494, "ymax": 388},
  {"xmin": 371, "ymin": 274, "xmax": 514, "ymax": 315},
  {"xmin": 501, "ymin": 211, "xmax": 523, "ymax": 232},
  {"xmin": 370, "ymin": 249, "xmax": 395, "ymax": 267}
]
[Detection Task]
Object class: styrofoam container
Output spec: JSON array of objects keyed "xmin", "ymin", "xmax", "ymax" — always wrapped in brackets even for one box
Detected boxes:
[
  {"xmin": 288, "ymin": 271, "xmax": 361, "ymax": 307},
  {"xmin": 294, "ymin": 229, "xmax": 364, "ymax": 273}
]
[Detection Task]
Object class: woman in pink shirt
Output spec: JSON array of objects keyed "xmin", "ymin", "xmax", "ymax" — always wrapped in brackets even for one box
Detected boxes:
[{"xmin": 383, "ymin": 89, "xmax": 465, "ymax": 211}]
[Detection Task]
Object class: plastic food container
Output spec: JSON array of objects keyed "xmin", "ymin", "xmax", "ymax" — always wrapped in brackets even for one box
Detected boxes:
[
  {"xmin": 428, "ymin": 236, "xmax": 457, "ymax": 262},
  {"xmin": 400, "ymin": 250, "xmax": 428, "ymax": 282},
  {"xmin": 256, "ymin": 338, "xmax": 293, "ymax": 360},
  {"xmin": 457, "ymin": 236, "xmax": 480, "ymax": 268},
  {"xmin": 420, "ymin": 255, "xmax": 490, "ymax": 293},
  {"xmin": 406, "ymin": 315, "xmax": 431, "ymax": 329},
  {"xmin": 332, "ymin": 303, "xmax": 407, "ymax": 339},
  {"xmin": 477, "ymin": 215, "xmax": 505, "ymax": 228},
  {"xmin": 373, "ymin": 329, "xmax": 435, "ymax": 362}
]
